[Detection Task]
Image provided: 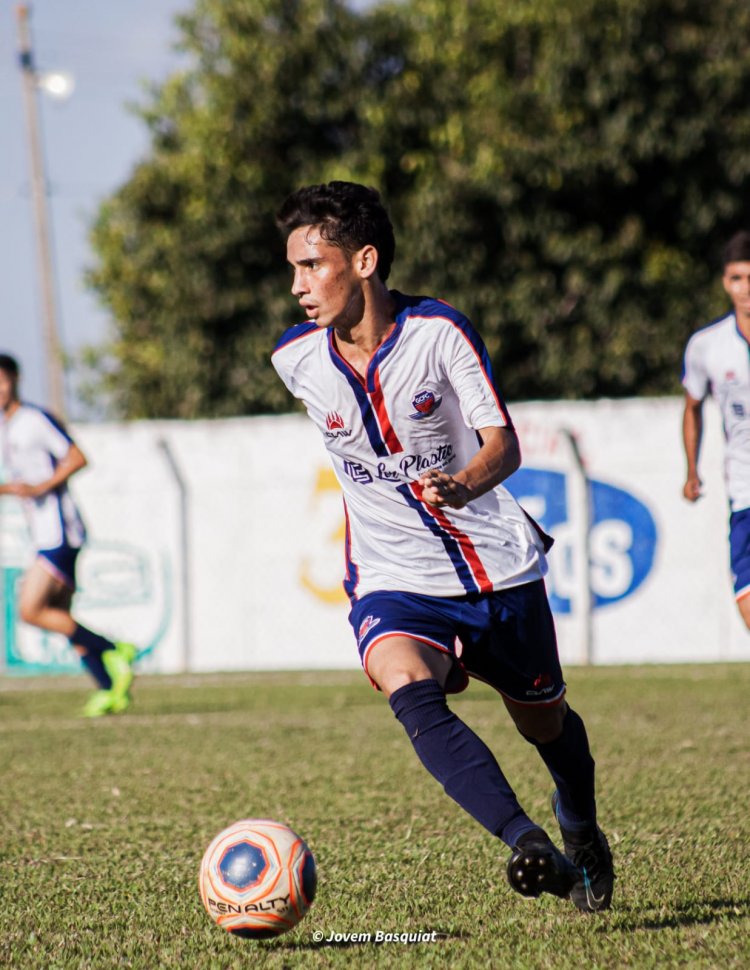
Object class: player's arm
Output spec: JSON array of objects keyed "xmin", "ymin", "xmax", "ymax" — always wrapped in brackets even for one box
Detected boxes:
[
  {"xmin": 682, "ymin": 393, "xmax": 703, "ymax": 502},
  {"xmin": 1, "ymin": 443, "xmax": 87, "ymax": 499},
  {"xmin": 420, "ymin": 425, "xmax": 520, "ymax": 509}
]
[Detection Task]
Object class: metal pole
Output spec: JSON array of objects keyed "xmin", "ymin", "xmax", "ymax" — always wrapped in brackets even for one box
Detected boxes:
[
  {"xmin": 15, "ymin": 3, "xmax": 66, "ymax": 417},
  {"xmin": 559, "ymin": 428, "xmax": 594, "ymax": 665},
  {"xmin": 157, "ymin": 438, "xmax": 192, "ymax": 673}
]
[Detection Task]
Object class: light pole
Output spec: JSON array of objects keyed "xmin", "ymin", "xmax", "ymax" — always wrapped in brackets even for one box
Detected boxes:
[{"xmin": 15, "ymin": 2, "xmax": 66, "ymax": 417}]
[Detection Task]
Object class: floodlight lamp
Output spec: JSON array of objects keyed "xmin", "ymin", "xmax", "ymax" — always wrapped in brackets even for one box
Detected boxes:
[{"xmin": 36, "ymin": 70, "xmax": 75, "ymax": 101}]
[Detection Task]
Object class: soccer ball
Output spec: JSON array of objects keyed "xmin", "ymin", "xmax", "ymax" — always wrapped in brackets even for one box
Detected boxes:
[{"xmin": 199, "ymin": 818, "xmax": 317, "ymax": 939}]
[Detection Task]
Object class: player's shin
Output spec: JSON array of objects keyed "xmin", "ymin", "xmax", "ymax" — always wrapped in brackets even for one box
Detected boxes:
[
  {"xmin": 389, "ymin": 678, "xmax": 538, "ymax": 846},
  {"xmin": 524, "ymin": 707, "xmax": 597, "ymax": 829}
]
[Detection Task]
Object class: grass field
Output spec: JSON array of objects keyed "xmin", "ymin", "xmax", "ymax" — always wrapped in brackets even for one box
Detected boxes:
[{"xmin": 1, "ymin": 664, "xmax": 748, "ymax": 969}]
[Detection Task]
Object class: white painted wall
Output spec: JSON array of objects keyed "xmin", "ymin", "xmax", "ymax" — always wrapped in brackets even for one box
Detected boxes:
[{"xmin": 1, "ymin": 399, "xmax": 746, "ymax": 675}]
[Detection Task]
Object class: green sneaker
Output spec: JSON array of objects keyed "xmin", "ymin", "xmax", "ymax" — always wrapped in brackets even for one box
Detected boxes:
[
  {"xmin": 108, "ymin": 691, "xmax": 132, "ymax": 714},
  {"xmin": 82, "ymin": 689, "xmax": 116, "ymax": 718},
  {"xmin": 102, "ymin": 641, "xmax": 137, "ymax": 709}
]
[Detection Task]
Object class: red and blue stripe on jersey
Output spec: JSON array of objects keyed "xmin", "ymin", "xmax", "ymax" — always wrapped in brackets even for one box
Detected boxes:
[
  {"xmin": 274, "ymin": 296, "xmax": 512, "ymax": 599},
  {"xmin": 327, "ymin": 325, "xmax": 404, "ymax": 457}
]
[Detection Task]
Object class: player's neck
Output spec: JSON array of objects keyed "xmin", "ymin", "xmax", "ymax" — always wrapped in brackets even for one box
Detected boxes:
[
  {"xmin": 333, "ymin": 288, "xmax": 396, "ymax": 372},
  {"xmin": 2, "ymin": 398, "xmax": 20, "ymax": 418},
  {"xmin": 735, "ymin": 308, "xmax": 750, "ymax": 341}
]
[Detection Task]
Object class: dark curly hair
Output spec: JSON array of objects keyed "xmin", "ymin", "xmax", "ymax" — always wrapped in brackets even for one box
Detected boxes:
[
  {"xmin": 0, "ymin": 354, "xmax": 19, "ymax": 379},
  {"xmin": 723, "ymin": 231, "xmax": 750, "ymax": 268},
  {"xmin": 276, "ymin": 181, "xmax": 396, "ymax": 282}
]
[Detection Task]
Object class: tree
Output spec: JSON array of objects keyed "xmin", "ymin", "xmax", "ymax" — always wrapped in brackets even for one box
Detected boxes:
[
  {"xmin": 87, "ymin": 0, "xmax": 414, "ymax": 417},
  {"xmin": 87, "ymin": 0, "xmax": 750, "ymax": 415},
  {"xmin": 366, "ymin": 0, "xmax": 750, "ymax": 399}
]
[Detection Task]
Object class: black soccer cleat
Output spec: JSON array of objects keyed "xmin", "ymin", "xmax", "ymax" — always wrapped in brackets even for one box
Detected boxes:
[
  {"xmin": 551, "ymin": 791, "xmax": 615, "ymax": 913},
  {"xmin": 506, "ymin": 828, "xmax": 581, "ymax": 900}
]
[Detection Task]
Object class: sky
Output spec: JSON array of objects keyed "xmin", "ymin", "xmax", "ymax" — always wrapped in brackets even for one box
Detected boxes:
[
  {"xmin": 1, "ymin": 0, "xmax": 375, "ymax": 420},
  {"xmin": 0, "ymin": 0, "xmax": 191, "ymax": 418}
]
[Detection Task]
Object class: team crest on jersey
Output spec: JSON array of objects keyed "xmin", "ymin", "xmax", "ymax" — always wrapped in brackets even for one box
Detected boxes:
[
  {"xmin": 409, "ymin": 389, "xmax": 442, "ymax": 420},
  {"xmin": 324, "ymin": 411, "xmax": 352, "ymax": 439},
  {"xmin": 357, "ymin": 615, "xmax": 381, "ymax": 644}
]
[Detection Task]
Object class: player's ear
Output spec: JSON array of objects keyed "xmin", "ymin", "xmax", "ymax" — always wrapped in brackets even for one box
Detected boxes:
[{"xmin": 355, "ymin": 244, "xmax": 379, "ymax": 280}]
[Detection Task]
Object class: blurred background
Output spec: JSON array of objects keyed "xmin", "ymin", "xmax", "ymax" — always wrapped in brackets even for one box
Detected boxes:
[
  {"xmin": 1, "ymin": 0, "xmax": 190, "ymax": 414},
  {"xmin": 1, "ymin": 0, "xmax": 749, "ymax": 674},
  {"xmin": 4, "ymin": 0, "xmax": 750, "ymax": 420}
]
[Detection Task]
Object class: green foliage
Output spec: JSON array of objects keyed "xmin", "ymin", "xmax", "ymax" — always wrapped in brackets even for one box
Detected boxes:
[
  {"xmin": 1, "ymin": 667, "xmax": 749, "ymax": 968},
  {"xmin": 86, "ymin": 0, "xmax": 750, "ymax": 416}
]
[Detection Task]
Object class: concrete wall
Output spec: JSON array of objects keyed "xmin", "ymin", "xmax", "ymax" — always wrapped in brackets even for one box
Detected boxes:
[{"xmin": 1, "ymin": 398, "xmax": 746, "ymax": 675}]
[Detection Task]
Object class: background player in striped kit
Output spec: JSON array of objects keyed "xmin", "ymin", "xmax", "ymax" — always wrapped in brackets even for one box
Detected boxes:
[
  {"xmin": 272, "ymin": 181, "xmax": 614, "ymax": 912},
  {"xmin": 682, "ymin": 231, "xmax": 750, "ymax": 630},
  {"xmin": 0, "ymin": 354, "xmax": 136, "ymax": 716}
]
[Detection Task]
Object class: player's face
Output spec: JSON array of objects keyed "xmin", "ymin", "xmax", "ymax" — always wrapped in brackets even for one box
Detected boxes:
[
  {"xmin": 723, "ymin": 261, "xmax": 750, "ymax": 320},
  {"xmin": 0, "ymin": 368, "xmax": 18, "ymax": 412},
  {"xmin": 286, "ymin": 226, "xmax": 366, "ymax": 330}
]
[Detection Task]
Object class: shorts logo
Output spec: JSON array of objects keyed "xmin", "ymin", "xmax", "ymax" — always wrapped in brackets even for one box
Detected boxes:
[
  {"xmin": 409, "ymin": 389, "xmax": 442, "ymax": 420},
  {"xmin": 324, "ymin": 411, "xmax": 352, "ymax": 439},
  {"xmin": 732, "ymin": 401, "xmax": 746, "ymax": 417},
  {"xmin": 357, "ymin": 615, "xmax": 381, "ymax": 644},
  {"xmin": 526, "ymin": 672, "xmax": 554, "ymax": 697}
]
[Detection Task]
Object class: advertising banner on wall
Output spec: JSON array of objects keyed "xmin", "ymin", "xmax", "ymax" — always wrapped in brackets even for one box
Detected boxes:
[{"xmin": 1, "ymin": 399, "xmax": 746, "ymax": 675}]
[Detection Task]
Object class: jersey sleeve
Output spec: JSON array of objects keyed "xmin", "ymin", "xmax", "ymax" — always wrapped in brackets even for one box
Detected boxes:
[
  {"xmin": 271, "ymin": 322, "xmax": 320, "ymax": 400},
  {"xmin": 441, "ymin": 317, "xmax": 513, "ymax": 430},
  {"xmin": 34, "ymin": 409, "xmax": 75, "ymax": 460},
  {"xmin": 271, "ymin": 350, "xmax": 298, "ymax": 398},
  {"xmin": 681, "ymin": 334, "xmax": 709, "ymax": 401}
]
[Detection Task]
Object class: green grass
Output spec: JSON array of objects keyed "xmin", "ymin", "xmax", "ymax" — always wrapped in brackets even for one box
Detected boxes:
[{"xmin": 0, "ymin": 664, "xmax": 748, "ymax": 969}]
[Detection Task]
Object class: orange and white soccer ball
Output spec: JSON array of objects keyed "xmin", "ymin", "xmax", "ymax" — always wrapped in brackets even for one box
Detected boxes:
[{"xmin": 199, "ymin": 818, "xmax": 317, "ymax": 939}]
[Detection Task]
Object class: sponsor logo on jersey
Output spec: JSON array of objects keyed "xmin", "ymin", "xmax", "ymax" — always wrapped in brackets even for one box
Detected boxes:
[
  {"xmin": 409, "ymin": 389, "xmax": 442, "ymax": 420},
  {"xmin": 398, "ymin": 443, "xmax": 454, "ymax": 477},
  {"xmin": 343, "ymin": 460, "xmax": 373, "ymax": 484},
  {"xmin": 344, "ymin": 444, "xmax": 455, "ymax": 486},
  {"xmin": 357, "ymin": 614, "xmax": 381, "ymax": 644},
  {"xmin": 324, "ymin": 411, "xmax": 352, "ymax": 439}
]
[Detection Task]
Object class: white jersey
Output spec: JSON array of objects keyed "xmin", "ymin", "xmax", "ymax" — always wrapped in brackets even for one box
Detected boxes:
[
  {"xmin": 272, "ymin": 291, "xmax": 547, "ymax": 600},
  {"xmin": 0, "ymin": 403, "xmax": 86, "ymax": 551},
  {"xmin": 682, "ymin": 312, "xmax": 750, "ymax": 512}
]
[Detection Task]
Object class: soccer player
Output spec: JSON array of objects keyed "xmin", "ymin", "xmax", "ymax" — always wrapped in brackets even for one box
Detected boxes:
[
  {"xmin": 682, "ymin": 232, "xmax": 750, "ymax": 630},
  {"xmin": 271, "ymin": 182, "xmax": 614, "ymax": 912},
  {"xmin": 0, "ymin": 354, "xmax": 136, "ymax": 716}
]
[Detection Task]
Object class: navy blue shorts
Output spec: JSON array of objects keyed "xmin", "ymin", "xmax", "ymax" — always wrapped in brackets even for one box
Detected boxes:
[
  {"xmin": 38, "ymin": 544, "xmax": 80, "ymax": 590},
  {"xmin": 348, "ymin": 579, "xmax": 565, "ymax": 705},
  {"xmin": 729, "ymin": 507, "xmax": 750, "ymax": 600}
]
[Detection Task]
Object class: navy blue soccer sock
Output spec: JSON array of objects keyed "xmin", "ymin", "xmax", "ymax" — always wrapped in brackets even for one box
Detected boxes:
[
  {"xmin": 79, "ymin": 652, "xmax": 112, "ymax": 690},
  {"xmin": 71, "ymin": 623, "xmax": 115, "ymax": 690},
  {"xmin": 531, "ymin": 707, "xmax": 597, "ymax": 830},
  {"xmin": 389, "ymin": 678, "xmax": 538, "ymax": 847}
]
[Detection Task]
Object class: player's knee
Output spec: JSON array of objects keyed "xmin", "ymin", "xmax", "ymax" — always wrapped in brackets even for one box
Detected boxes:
[
  {"xmin": 737, "ymin": 596, "xmax": 750, "ymax": 630},
  {"xmin": 18, "ymin": 601, "xmax": 41, "ymax": 625},
  {"xmin": 378, "ymin": 666, "xmax": 438, "ymax": 699},
  {"xmin": 508, "ymin": 699, "xmax": 567, "ymax": 744}
]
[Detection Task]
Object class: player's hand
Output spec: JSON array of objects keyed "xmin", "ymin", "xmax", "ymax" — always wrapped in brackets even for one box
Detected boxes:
[
  {"xmin": 3, "ymin": 481, "xmax": 42, "ymax": 499},
  {"xmin": 682, "ymin": 476, "xmax": 703, "ymax": 502},
  {"xmin": 419, "ymin": 470, "xmax": 471, "ymax": 509}
]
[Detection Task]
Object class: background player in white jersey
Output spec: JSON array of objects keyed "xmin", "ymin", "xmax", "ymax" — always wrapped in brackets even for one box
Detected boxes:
[
  {"xmin": 682, "ymin": 231, "xmax": 750, "ymax": 630},
  {"xmin": 272, "ymin": 182, "xmax": 614, "ymax": 913},
  {"xmin": 0, "ymin": 354, "xmax": 136, "ymax": 716}
]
